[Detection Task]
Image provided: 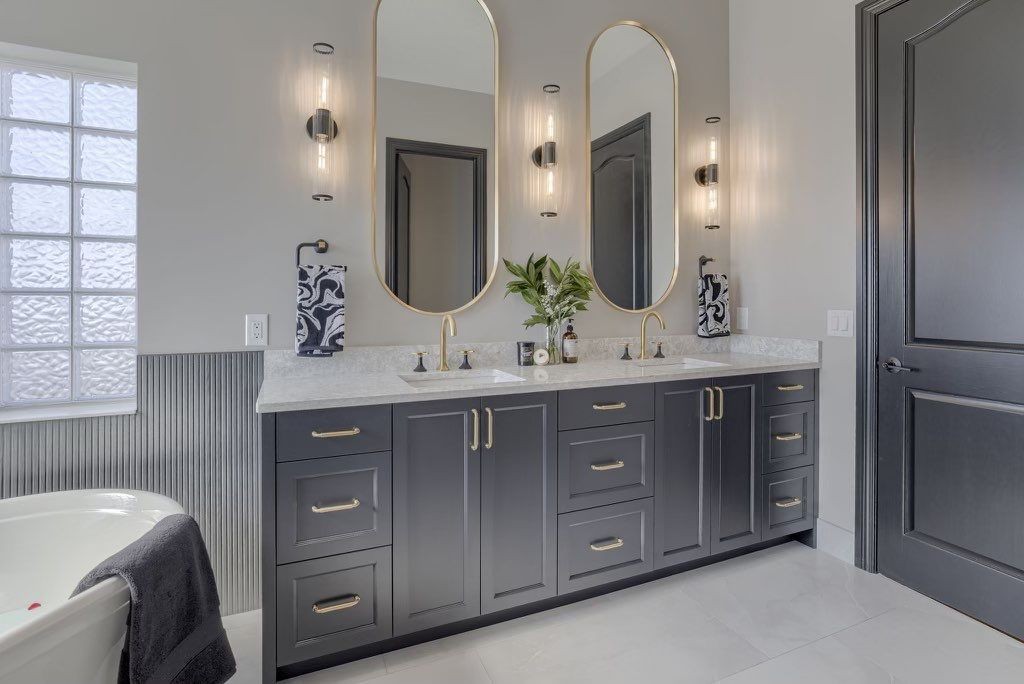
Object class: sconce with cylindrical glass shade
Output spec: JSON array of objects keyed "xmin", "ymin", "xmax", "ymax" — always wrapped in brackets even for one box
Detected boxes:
[
  {"xmin": 695, "ymin": 116, "xmax": 721, "ymax": 229},
  {"xmin": 307, "ymin": 42, "xmax": 339, "ymax": 202},
  {"xmin": 533, "ymin": 84, "xmax": 560, "ymax": 217}
]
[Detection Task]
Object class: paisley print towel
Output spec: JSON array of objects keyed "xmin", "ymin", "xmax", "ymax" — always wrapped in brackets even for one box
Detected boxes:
[
  {"xmin": 698, "ymin": 273, "xmax": 730, "ymax": 338},
  {"xmin": 296, "ymin": 264, "xmax": 346, "ymax": 357}
]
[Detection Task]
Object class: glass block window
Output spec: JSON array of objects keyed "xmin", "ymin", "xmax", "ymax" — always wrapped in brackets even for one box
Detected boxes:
[{"xmin": 1, "ymin": 58, "xmax": 137, "ymax": 415}]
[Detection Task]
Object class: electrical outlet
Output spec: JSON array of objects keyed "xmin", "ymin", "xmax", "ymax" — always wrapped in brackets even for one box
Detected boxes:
[
  {"xmin": 827, "ymin": 310, "xmax": 854, "ymax": 337},
  {"xmin": 245, "ymin": 314, "xmax": 268, "ymax": 347},
  {"xmin": 736, "ymin": 307, "xmax": 750, "ymax": 331}
]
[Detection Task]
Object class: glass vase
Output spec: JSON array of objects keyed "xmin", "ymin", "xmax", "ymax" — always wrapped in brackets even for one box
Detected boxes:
[{"xmin": 545, "ymin": 320, "xmax": 562, "ymax": 365}]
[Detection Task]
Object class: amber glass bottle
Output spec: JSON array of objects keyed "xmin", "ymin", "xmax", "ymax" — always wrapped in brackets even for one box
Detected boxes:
[{"xmin": 562, "ymin": 319, "xmax": 579, "ymax": 363}]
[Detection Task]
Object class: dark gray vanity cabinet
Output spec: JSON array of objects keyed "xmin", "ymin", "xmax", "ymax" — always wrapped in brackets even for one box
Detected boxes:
[
  {"xmin": 710, "ymin": 375, "xmax": 762, "ymax": 554},
  {"xmin": 392, "ymin": 398, "xmax": 481, "ymax": 635}
]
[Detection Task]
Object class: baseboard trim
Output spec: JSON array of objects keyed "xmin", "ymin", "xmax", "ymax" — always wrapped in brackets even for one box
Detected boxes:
[{"xmin": 817, "ymin": 517, "xmax": 855, "ymax": 565}]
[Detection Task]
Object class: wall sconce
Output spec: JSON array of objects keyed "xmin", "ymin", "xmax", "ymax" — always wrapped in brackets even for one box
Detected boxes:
[
  {"xmin": 532, "ymin": 84, "xmax": 560, "ymax": 218},
  {"xmin": 307, "ymin": 42, "xmax": 339, "ymax": 202},
  {"xmin": 694, "ymin": 116, "xmax": 721, "ymax": 230}
]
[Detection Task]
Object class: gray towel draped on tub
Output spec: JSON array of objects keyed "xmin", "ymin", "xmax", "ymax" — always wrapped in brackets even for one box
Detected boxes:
[{"xmin": 72, "ymin": 514, "xmax": 236, "ymax": 684}]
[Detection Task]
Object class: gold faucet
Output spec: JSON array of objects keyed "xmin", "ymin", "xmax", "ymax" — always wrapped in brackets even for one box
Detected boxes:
[
  {"xmin": 438, "ymin": 314, "xmax": 457, "ymax": 371},
  {"xmin": 639, "ymin": 311, "xmax": 666, "ymax": 360}
]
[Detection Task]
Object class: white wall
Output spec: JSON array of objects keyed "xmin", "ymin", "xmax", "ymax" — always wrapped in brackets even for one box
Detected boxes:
[
  {"xmin": 729, "ymin": 0, "xmax": 858, "ymax": 543},
  {"xmin": 0, "ymin": 0, "xmax": 730, "ymax": 354}
]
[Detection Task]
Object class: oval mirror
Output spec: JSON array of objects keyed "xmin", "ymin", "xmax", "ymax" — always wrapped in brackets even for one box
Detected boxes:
[
  {"xmin": 373, "ymin": 0, "xmax": 498, "ymax": 314},
  {"xmin": 587, "ymin": 23, "xmax": 678, "ymax": 312}
]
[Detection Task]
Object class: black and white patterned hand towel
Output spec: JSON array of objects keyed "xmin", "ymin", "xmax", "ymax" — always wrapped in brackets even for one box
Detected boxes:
[
  {"xmin": 296, "ymin": 264, "xmax": 346, "ymax": 357},
  {"xmin": 698, "ymin": 273, "xmax": 730, "ymax": 338}
]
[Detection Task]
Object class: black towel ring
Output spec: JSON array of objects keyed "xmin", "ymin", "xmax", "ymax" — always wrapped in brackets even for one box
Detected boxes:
[
  {"xmin": 296, "ymin": 239, "xmax": 329, "ymax": 268},
  {"xmin": 699, "ymin": 255, "xmax": 715, "ymax": 279}
]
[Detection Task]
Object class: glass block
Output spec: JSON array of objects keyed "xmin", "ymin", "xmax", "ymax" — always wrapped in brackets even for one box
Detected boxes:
[
  {"xmin": 1, "ymin": 180, "xmax": 70, "ymax": 234},
  {"xmin": 76, "ymin": 348, "xmax": 136, "ymax": 399},
  {"xmin": 76, "ymin": 76, "xmax": 137, "ymax": 132},
  {"xmin": 76, "ymin": 295, "xmax": 136, "ymax": 344},
  {"xmin": 2, "ymin": 65, "xmax": 71, "ymax": 124},
  {"xmin": 1, "ymin": 294, "xmax": 70, "ymax": 345},
  {"xmin": 4, "ymin": 349, "xmax": 71, "ymax": 404},
  {"xmin": 1, "ymin": 122, "xmax": 71, "ymax": 180},
  {"xmin": 1, "ymin": 237, "xmax": 71, "ymax": 289},
  {"xmin": 76, "ymin": 240, "xmax": 136, "ymax": 289},
  {"xmin": 76, "ymin": 131, "xmax": 136, "ymax": 184},
  {"xmin": 76, "ymin": 186, "xmax": 136, "ymax": 237}
]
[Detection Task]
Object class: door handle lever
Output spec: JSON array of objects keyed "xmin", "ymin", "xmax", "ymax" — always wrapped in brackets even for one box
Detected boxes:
[{"xmin": 880, "ymin": 357, "xmax": 917, "ymax": 374}]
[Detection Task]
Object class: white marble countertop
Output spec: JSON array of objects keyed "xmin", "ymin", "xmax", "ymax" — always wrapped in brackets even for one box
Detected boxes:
[{"xmin": 256, "ymin": 351, "xmax": 820, "ymax": 414}]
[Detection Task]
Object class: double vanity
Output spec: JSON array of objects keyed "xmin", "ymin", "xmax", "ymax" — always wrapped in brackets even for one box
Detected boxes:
[{"xmin": 257, "ymin": 345, "xmax": 820, "ymax": 682}]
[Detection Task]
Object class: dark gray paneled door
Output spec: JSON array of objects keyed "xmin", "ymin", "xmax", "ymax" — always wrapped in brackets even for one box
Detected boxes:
[
  {"xmin": 393, "ymin": 398, "xmax": 480, "ymax": 635},
  {"xmin": 480, "ymin": 392, "xmax": 558, "ymax": 613},
  {"xmin": 876, "ymin": 0, "xmax": 1024, "ymax": 639},
  {"xmin": 654, "ymin": 379, "xmax": 712, "ymax": 568},
  {"xmin": 710, "ymin": 376, "xmax": 761, "ymax": 554}
]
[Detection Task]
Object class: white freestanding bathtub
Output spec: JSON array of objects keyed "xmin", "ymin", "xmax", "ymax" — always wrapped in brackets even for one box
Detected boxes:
[{"xmin": 0, "ymin": 490, "xmax": 185, "ymax": 684}]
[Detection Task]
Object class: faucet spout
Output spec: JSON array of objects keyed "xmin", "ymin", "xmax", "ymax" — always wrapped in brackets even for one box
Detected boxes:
[
  {"xmin": 639, "ymin": 311, "xmax": 666, "ymax": 361},
  {"xmin": 438, "ymin": 314, "xmax": 457, "ymax": 371}
]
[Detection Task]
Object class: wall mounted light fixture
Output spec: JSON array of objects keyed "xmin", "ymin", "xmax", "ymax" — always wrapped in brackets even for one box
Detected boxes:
[
  {"xmin": 694, "ymin": 116, "xmax": 721, "ymax": 230},
  {"xmin": 307, "ymin": 42, "xmax": 339, "ymax": 202},
  {"xmin": 532, "ymin": 84, "xmax": 560, "ymax": 217}
]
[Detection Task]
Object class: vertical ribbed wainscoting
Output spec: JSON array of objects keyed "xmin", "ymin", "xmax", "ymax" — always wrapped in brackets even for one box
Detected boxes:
[{"xmin": 0, "ymin": 352, "xmax": 263, "ymax": 615}]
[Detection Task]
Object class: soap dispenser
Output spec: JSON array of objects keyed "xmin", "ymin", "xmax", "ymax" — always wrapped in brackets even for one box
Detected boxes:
[{"xmin": 562, "ymin": 319, "xmax": 579, "ymax": 364}]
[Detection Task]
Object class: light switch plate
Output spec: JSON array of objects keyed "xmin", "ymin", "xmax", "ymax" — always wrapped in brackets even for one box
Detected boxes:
[
  {"xmin": 736, "ymin": 307, "xmax": 750, "ymax": 331},
  {"xmin": 245, "ymin": 314, "xmax": 268, "ymax": 347},
  {"xmin": 827, "ymin": 310, "xmax": 853, "ymax": 337}
]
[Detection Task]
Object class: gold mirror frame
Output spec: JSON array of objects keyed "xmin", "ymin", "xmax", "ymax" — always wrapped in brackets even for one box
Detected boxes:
[
  {"xmin": 585, "ymin": 21, "xmax": 680, "ymax": 314},
  {"xmin": 370, "ymin": 0, "xmax": 501, "ymax": 316}
]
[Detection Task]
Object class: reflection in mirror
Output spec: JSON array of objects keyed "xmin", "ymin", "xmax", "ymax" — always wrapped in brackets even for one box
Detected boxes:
[
  {"xmin": 588, "ymin": 23, "xmax": 677, "ymax": 312},
  {"xmin": 374, "ymin": 0, "xmax": 497, "ymax": 314}
]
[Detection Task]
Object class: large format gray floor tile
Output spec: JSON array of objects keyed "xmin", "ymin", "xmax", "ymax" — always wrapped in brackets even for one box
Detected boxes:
[{"xmin": 718, "ymin": 636, "xmax": 898, "ymax": 683}]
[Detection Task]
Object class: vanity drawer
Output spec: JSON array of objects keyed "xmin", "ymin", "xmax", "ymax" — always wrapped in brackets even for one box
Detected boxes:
[
  {"xmin": 277, "ymin": 405, "xmax": 391, "ymax": 462},
  {"xmin": 558, "ymin": 384, "xmax": 654, "ymax": 430},
  {"xmin": 557, "ymin": 498, "xmax": 653, "ymax": 594},
  {"xmin": 762, "ymin": 401, "xmax": 816, "ymax": 473},
  {"xmin": 276, "ymin": 547, "xmax": 392, "ymax": 666},
  {"xmin": 277, "ymin": 452, "xmax": 392, "ymax": 563},
  {"xmin": 762, "ymin": 370, "xmax": 815, "ymax": 406},
  {"xmin": 762, "ymin": 466, "xmax": 815, "ymax": 540},
  {"xmin": 558, "ymin": 422, "xmax": 654, "ymax": 513}
]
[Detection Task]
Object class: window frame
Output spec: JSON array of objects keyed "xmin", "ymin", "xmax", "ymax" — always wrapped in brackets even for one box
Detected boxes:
[{"xmin": 0, "ymin": 47, "xmax": 138, "ymax": 424}]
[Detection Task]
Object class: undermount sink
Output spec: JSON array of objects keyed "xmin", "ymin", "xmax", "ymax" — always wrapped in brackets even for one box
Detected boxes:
[
  {"xmin": 631, "ymin": 357, "xmax": 729, "ymax": 371},
  {"xmin": 399, "ymin": 368, "xmax": 526, "ymax": 390}
]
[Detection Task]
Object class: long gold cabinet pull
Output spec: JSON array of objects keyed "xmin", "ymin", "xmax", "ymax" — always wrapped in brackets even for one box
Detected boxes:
[
  {"xmin": 470, "ymin": 409, "xmax": 480, "ymax": 451},
  {"xmin": 593, "ymin": 401, "xmax": 627, "ymax": 411},
  {"xmin": 312, "ymin": 594, "xmax": 360, "ymax": 614},
  {"xmin": 774, "ymin": 497, "xmax": 803, "ymax": 508},
  {"xmin": 704, "ymin": 387, "xmax": 715, "ymax": 421},
  {"xmin": 776, "ymin": 384, "xmax": 805, "ymax": 392},
  {"xmin": 714, "ymin": 387, "xmax": 724, "ymax": 420},
  {"xmin": 589, "ymin": 537, "xmax": 624, "ymax": 552},
  {"xmin": 591, "ymin": 460, "xmax": 625, "ymax": 471},
  {"xmin": 484, "ymin": 407, "xmax": 494, "ymax": 450},
  {"xmin": 311, "ymin": 427, "xmax": 361, "ymax": 439},
  {"xmin": 774, "ymin": 433, "xmax": 803, "ymax": 442},
  {"xmin": 311, "ymin": 499, "xmax": 360, "ymax": 514}
]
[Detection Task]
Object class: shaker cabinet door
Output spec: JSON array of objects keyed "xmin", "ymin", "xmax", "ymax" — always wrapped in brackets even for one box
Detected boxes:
[{"xmin": 710, "ymin": 375, "xmax": 763, "ymax": 554}]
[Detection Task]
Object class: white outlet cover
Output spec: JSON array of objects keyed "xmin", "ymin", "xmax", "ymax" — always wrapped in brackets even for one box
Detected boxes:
[
  {"xmin": 737, "ymin": 307, "xmax": 750, "ymax": 331},
  {"xmin": 245, "ymin": 314, "xmax": 268, "ymax": 347},
  {"xmin": 827, "ymin": 310, "xmax": 854, "ymax": 337}
]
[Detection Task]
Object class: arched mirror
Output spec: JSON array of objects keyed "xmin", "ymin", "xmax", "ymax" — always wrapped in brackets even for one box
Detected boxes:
[
  {"xmin": 372, "ymin": 0, "xmax": 498, "ymax": 314},
  {"xmin": 587, "ymin": 23, "xmax": 678, "ymax": 312}
]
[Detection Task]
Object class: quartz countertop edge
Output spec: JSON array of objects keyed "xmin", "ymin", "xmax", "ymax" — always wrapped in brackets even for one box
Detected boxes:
[{"xmin": 255, "ymin": 352, "xmax": 820, "ymax": 414}]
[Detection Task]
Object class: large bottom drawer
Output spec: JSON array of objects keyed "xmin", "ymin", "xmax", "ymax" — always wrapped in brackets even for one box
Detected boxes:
[
  {"xmin": 762, "ymin": 466, "xmax": 815, "ymax": 540},
  {"xmin": 276, "ymin": 547, "xmax": 392, "ymax": 665},
  {"xmin": 558, "ymin": 498, "xmax": 653, "ymax": 594}
]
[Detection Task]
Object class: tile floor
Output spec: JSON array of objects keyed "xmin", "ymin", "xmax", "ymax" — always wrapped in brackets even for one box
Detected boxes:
[{"xmin": 224, "ymin": 542, "xmax": 1024, "ymax": 683}]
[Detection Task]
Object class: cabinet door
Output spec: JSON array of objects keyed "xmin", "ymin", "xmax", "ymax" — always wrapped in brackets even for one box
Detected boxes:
[
  {"xmin": 654, "ymin": 380, "xmax": 713, "ymax": 568},
  {"xmin": 480, "ymin": 392, "xmax": 558, "ymax": 614},
  {"xmin": 393, "ymin": 398, "xmax": 480, "ymax": 635},
  {"xmin": 711, "ymin": 375, "xmax": 763, "ymax": 554}
]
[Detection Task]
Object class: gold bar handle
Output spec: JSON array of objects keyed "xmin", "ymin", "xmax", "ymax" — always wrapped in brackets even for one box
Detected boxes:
[
  {"xmin": 704, "ymin": 387, "xmax": 715, "ymax": 422},
  {"xmin": 776, "ymin": 384, "xmax": 805, "ymax": 392},
  {"xmin": 311, "ymin": 498, "xmax": 360, "ymax": 514},
  {"xmin": 311, "ymin": 427, "xmax": 361, "ymax": 439},
  {"xmin": 591, "ymin": 460, "xmax": 625, "ymax": 472},
  {"xmin": 484, "ymin": 407, "xmax": 494, "ymax": 450},
  {"xmin": 312, "ymin": 594, "xmax": 360, "ymax": 614},
  {"xmin": 774, "ymin": 433, "xmax": 804, "ymax": 442},
  {"xmin": 590, "ymin": 537, "xmax": 624, "ymax": 552},
  {"xmin": 774, "ymin": 497, "xmax": 803, "ymax": 508},
  {"xmin": 593, "ymin": 402, "xmax": 627, "ymax": 411},
  {"xmin": 470, "ymin": 408, "xmax": 480, "ymax": 452},
  {"xmin": 715, "ymin": 386, "xmax": 724, "ymax": 420}
]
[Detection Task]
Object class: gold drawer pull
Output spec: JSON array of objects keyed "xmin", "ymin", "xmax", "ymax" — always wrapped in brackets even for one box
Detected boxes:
[
  {"xmin": 311, "ymin": 427, "xmax": 361, "ymax": 439},
  {"xmin": 591, "ymin": 460, "xmax": 625, "ymax": 472},
  {"xmin": 590, "ymin": 537, "xmax": 625, "ymax": 552},
  {"xmin": 593, "ymin": 401, "xmax": 627, "ymax": 411},
  {"xmin": 774, "ymin": 432, "xmax": 803, "ymax": 442},
  {"xmin": 774, "ymin": 497, "xmax": 803, "ymax": 508},
  {"xmin": 312, "ymin": 594, "xmax": 361, "ymax": 614},
  {"xmin": 311, "ymin": 498, "xmax": 360, "ymax": 514},
  {"xmin": 776, "ymin": 384, "xmax": 805, "ymax": 392}
]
